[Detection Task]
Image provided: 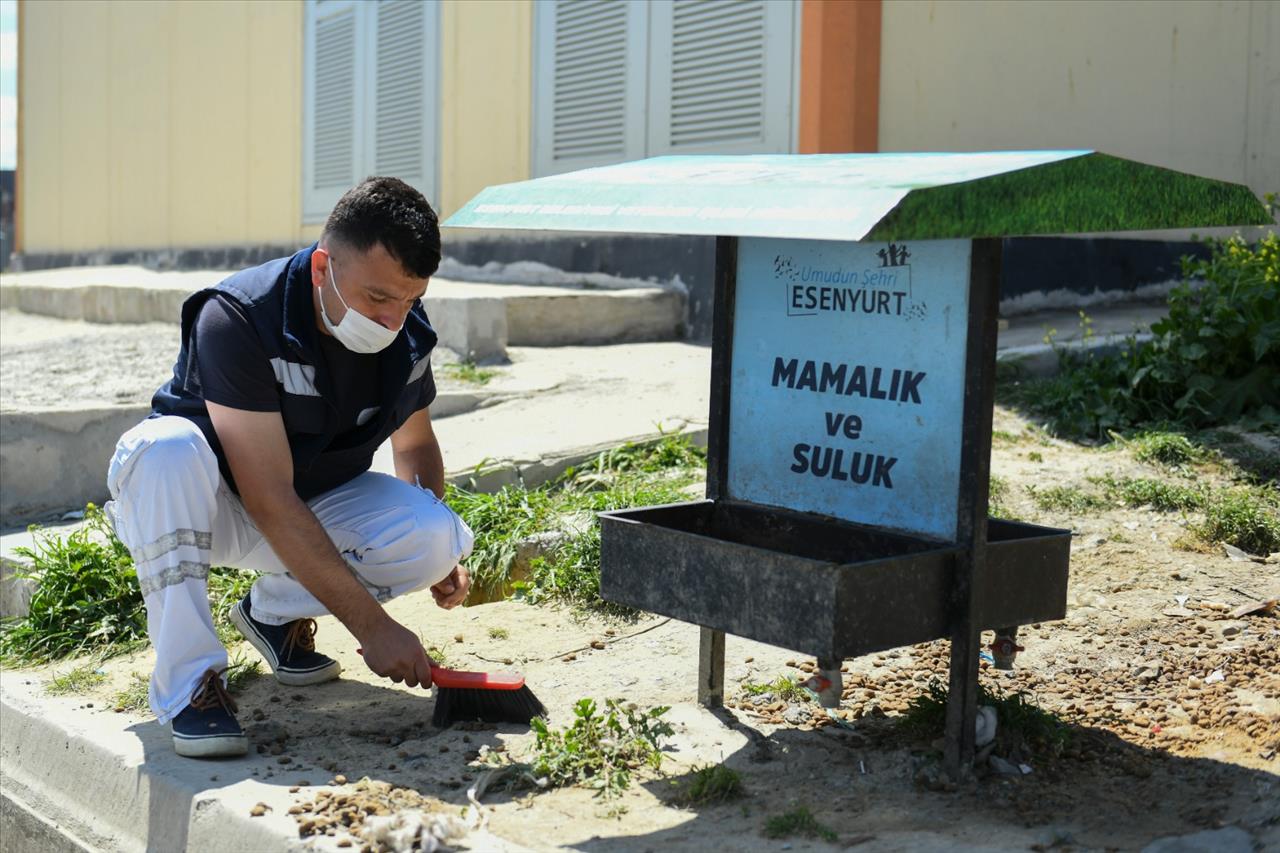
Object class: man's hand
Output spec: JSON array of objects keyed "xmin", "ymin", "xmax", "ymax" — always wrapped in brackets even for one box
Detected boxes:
[
  {"xmin": 358, "ymin": 619, "xmax": 435, "ymax": 688},
  {"xmin": 431, "ymin": 564, "xmax": 470, "ymax": 609}
]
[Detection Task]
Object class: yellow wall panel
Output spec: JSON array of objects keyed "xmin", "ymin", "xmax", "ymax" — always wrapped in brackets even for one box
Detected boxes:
[
  {"xmin": 440, "ymin": 0, "xmax": 532, "ymax": 217},
  {"xmin": 247, "ymin": 1, "xmax": 304, "ymax": 245},
  {"xmin": 18, "ymin": 0, "xmax": 61, "ymax": 253},
  {"xmin": 107, "ymin": 1, "xmax": 172, "ymax": 249},
  {"xmin": 58, "ymin": 1, "xmax": 111, "ymax": 251},
  {"xmin": 167, "ymin": 0, "xmax": 252, "ymax": 246},
  {"xmin": 879, "ymin": 0, "xmax": 1277, "ymax": 197}
]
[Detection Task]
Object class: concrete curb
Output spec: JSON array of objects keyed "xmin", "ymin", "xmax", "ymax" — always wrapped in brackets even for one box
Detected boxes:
[
  {"xmin": 0, "ymin": 392, "xmax": 492, "ymax": 527},
  {"xmin": 0, "ymin": 675, "xmax": 316, "ymax": 852},
  {"xmin": 0, "ymin": 275, "xmax": 687, "ymax": 363}
]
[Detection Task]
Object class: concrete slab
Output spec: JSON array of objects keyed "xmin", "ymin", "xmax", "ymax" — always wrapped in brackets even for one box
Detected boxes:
[
  {"xmin": 0, "ymin": 299, "xmax": 1170, "ymax": 526},
  {"xmin": 0, "ymin": 266, "xmax": 687, "ymax": 359}
]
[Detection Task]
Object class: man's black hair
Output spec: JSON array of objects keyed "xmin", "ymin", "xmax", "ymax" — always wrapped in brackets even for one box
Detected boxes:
[{"xmin": 322, "ymin": 176, "xmax": 441, "ymax": 278}]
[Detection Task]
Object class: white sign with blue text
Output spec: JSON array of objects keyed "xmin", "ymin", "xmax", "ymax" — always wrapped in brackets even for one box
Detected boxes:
[{"xmin": 726, "ymin": 238, "xmax": 972, "ymax": 541}]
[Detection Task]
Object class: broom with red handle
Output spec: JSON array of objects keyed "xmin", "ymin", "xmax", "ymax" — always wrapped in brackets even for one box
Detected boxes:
[{"xmin": 358, "ymin": 649, "xmax": 547, "ymax": 727}]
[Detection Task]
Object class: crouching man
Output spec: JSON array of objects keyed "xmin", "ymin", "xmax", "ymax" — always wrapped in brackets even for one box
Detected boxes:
[{"xmin": 105, "ymin": 177, "xmax": 473, "ymax": 758}]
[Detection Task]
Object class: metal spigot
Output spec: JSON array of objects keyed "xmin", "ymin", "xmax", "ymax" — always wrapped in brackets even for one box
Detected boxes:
[
  {"xmin": 801, "ymin": 657, "xmax": 844, "ymax": 707},
  {"xmin": 989, "ymin": 627, "xmax": 1023, "ymax": 670}
]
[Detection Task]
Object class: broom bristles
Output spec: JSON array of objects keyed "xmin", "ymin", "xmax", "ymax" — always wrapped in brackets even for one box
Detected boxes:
[{"xmin": 432, "ymin": 684, "xmax": 547, "ymax": 727}]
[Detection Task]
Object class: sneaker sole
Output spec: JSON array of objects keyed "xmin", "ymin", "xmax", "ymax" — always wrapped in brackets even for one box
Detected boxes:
[
  {"xmin": 228, "ymin": 601, "xmax": 342, "ymax": 687},
  {"xmin": 173, "ymin": 732, "xmax": 248, "ymax": 759}
]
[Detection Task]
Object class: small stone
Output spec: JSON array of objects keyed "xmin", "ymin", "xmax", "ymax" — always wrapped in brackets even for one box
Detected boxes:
[
  {"xmin": 337, "ymin": 841, "xmax": 352, "ymax": 849},
  {"xmin": 590, "ymin": 640, "xmax": 606, "ymax": 650},
  {"xmin": 561, "ymin": 653, "xmax": 576, "ymax": 662},
  {"xmin": 333, "ymin": 774, "xmax": 348, "ymax": 785},
  {"xmin": 289, "ymin": 786, "xmax": 299, "ymax": 793},
  {"xmin": 744, "ymin": 656, "xmax": 754, "ymax": 663},
  {"xmin": 454, "ymin": 634, "xmax": 464, "ymax": 643},
  {"xmin": 287, "ymin": 805, "xmax": 304, "ymax": 815}
]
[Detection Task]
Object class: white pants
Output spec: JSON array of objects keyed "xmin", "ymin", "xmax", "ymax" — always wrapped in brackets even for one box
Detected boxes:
[{"xmin": 105, "ymin": 416, "xmax": 473, "ymax": 724}]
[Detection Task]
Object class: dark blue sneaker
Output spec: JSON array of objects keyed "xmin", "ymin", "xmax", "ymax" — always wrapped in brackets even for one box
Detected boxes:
[
  {"xmin": 229, "ymin": 595, "xmax": 341, "ymax": 686},
  {"xmin": 171, "ymin": 668, "xmax": 248, "ymax": 758}
]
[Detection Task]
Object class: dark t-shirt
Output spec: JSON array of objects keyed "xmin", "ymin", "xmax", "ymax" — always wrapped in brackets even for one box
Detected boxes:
[{"xmin": 191, "ymin": 295, "xmax": 436, "ymax": 495}]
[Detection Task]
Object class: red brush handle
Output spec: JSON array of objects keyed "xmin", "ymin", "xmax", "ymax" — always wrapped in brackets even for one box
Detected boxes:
[
  {"xmin": 356, "ymin": 649, "xmax": 526, "ymax": 691},
  {"xmin": 430, "ymin": 663, "xmax": 525, "ymax": 691}
]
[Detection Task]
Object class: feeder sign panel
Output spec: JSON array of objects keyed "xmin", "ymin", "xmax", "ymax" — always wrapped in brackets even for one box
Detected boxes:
[{"xmin": 726, "ymin": 238, "xmax": 972, "ymax": 541}]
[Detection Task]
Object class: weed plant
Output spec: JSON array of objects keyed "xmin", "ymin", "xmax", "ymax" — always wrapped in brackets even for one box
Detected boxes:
[
  {"xmin": 1007, "ymin": 231, "xmax": 1279, "ymax": 440},
  {"xmin": 437, "ymin": 360, "xmax": 498, "ymax": 386},
  {"xmin": 46, "ymin": 662, "xmax": 108, "ymax": 696},
  {"xmin": 1198, "ymin": 488, "xmax": 1280, "ymax": 555},
  {"xmin": 740, "ymin": 676, "xmax": 811, "ymax": 704},
  {"xmin": 112, "ymin": 673, "xmax": 150, "ymax": 712},
  {"xmin": 1, "ymin": 506, "xmax": 146, "ymax": 665},
  {"xmin": 763, "ymin": 806, "xmax": 837, "ymax": 842},
  {"xmin": 898, "ymin": 677, "xmax": 1071, "ymax": 762},
  {"xmin": 988, "ymin": 474, "xmax": 1012, "ymax": 519},
  {"xmin": 675, "ymin": 763, "xmax": 743, "ymax": 806},
  {"xmin": 455, "ymin": 435, "xmax": 706, "ymax": 612},
  {"xmin": 527, "ymin": 698, "xmax": 674, "ymax": 801},
  {"xmin": 1126, "ymin": 431, "xmax": 1204, "ymax": 468},
  {"xmin": 1026, "ymin": 484, "xmax": 1107, "ymax": 514}
]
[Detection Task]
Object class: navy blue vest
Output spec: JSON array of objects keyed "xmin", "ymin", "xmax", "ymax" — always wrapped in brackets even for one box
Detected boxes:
[{"xmin": 151, "ymin": 244, "xmax": 438, "ymax": 498}]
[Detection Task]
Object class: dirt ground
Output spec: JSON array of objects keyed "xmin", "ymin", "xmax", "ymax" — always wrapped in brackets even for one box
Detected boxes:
[{"xmin": 17, "ymin": 402, "xmax": 1279, "ymax": 852}]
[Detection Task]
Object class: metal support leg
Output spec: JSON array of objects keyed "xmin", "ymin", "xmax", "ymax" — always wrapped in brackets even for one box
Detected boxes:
[
  {"xmin": 698, "ymin": 627, "xmax": 725, "ymax": 708},
  {"xmin": 944, "ymin": 552, "xmax": 981, "ymax": 782}
]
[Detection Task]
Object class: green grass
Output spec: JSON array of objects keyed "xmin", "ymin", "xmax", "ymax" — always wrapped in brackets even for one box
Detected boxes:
[
  {"xmin": 209, "ymin": 567, "xmax": 257, "ymax": 645},
  {"xmin": 487, "ymin": 627, "xmax": 510, "ymax": 640},
  {"xmin": 1126, "ymin": 430, "xmax": 1203, "ymax": 468},
  {"xmin": 989, "ymin": 474, "xmax": 1012, "ymax": 519},
  {"xmin": 112, "ymin": 673, "xmax": 149, "ymax": 713},
  {"xmin": 1198, "ymin": 488, "xmax": 1280, "ymax": 555},
  {"xmin": 437, "ymin": 360, "xmax": 498, "ymax": 386},
  {"xmin": 1098, "ymin": 476, "xmax": 1205, "ymax": 512},
  {"xmin": 763, "ymin": 806, "xmax": 837, "ymax": 842},
  {"xmin": 0, "ymin": 506, "xmax": 147, "ymax": 665},
  {"xmin": 740, "ymin": 676, "xmax": 811, "ymax": 704},
  {"xmin": 1026, "ymin": 484, "xmax": 1107, "ymax": 514},
  {"xmin": 675, "ymin": 763, "xmax": 744, "ymax": 807},
  {"xmin": 1027, "ymin": 451, "xmax": 1044, "ymax": 463},
  {"xmin": 868, "ymin": 152, "xmax": 1270, "ymax": 241},
  {"xmin": 0, "ymin": 505, "xmax": 263, "ymax": 666},
  {"xmin": 898, "ymin": 678, "xmax": 1071, "ymax": 761},
  {"xmin": 46, "ymin": 662, "xmax": 108, "ymax": 696},
  {"xmin": 457, "ymin": 434, "xmax": 707, "ymax": 613}
]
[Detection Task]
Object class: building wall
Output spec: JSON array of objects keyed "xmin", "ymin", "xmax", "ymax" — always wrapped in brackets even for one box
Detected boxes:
[
  {"xmin": 19, "ymin": 0, "xmax": 305, "ymax": 255},
  {"xmin": 879, "ymin": 0, "xmax": 1279, "ymax": 198},
  {"xmin": 18, "ymin": 0, "xmax": 535, "ymax": 256},
  {"xmin": 439, "ymin": 0, "xmax": 533, "ymax": 217}
]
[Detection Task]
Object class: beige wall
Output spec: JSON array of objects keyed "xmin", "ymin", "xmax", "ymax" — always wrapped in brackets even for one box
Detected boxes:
[
  {"xmin": 440, "ymin": 0, "xmax": 533, "ymax": 218},
  {"xmin": 19, "ymin": 0, "xmax": 305, "ymax": 254},
  {"xmin": 879, "ymin": 0, "xmax": 1279, "ymax": 199},
  {"xmin": 18, "ymin": 0, "xmax": 533, "ymax": 256}
]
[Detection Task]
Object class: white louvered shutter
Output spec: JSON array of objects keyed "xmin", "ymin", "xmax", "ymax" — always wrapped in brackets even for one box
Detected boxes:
[
  {"xmin": 304, "ymin": 0, "xmax": 363, "ymax": 221},
  {"xmin": 369, "ymin": 0, "xmax": 440, "ymax": 206},
  {"xmin": 647, "ymin": 0, "xmax": 795, "ymax": 156},
  {"xmin": 533, "ymin": 0, "xmax": 647, "ymax": 176}
]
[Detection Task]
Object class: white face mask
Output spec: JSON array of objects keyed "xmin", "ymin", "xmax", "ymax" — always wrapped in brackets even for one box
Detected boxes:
[{"xmin": 320, "ymin": 256, "xmax": 402, "ymax": 354}]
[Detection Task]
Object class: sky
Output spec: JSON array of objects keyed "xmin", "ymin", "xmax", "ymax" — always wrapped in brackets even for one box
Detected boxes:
[{"xmin": 0, "ymin": 0, "xmax": 15, "ymax": 171}]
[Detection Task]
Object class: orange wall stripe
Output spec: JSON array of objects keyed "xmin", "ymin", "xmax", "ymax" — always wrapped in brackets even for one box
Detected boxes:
[{"xmin": 799, "ymin": 0, "xmax": 882, "ymax": 154}]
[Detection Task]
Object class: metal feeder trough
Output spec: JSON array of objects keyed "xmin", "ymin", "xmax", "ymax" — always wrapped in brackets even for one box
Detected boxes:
[{"xmin": 444, "ymin": 151, "xmax": 1269, "ymax": 778}]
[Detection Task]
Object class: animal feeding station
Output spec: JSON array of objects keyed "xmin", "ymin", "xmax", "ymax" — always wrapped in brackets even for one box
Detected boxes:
[{"xmin": 445, "ymin": 151, "xmax": 1270, "ymax": 778}]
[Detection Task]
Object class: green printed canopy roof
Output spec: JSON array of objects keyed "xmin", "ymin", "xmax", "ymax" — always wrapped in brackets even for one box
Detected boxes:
[{"xmin": 444, "ymin": 151, "xmax": 1270, "ymax": 242}]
